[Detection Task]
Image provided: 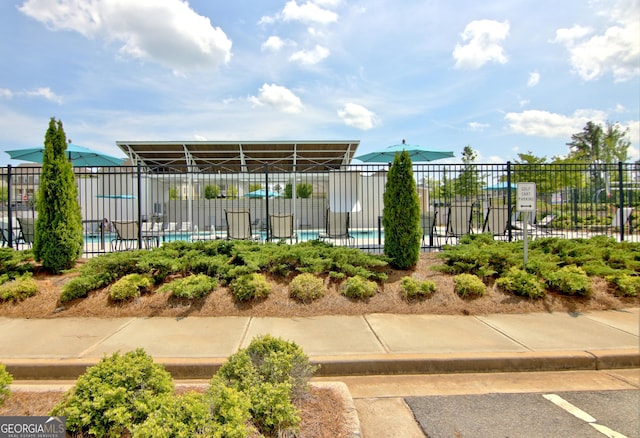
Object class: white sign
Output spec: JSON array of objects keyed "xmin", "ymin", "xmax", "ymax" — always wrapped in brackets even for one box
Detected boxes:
[{"xmin": 517, "ymin": 182, "xmax": 536, "ymax": 212}]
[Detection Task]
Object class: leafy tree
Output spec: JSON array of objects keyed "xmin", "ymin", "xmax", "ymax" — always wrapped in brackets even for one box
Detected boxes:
[
  {"xmin": 454, "ymin": 145, "xmax": 483, "ymax": 198},
  {"xmin": 284, "ymin": 183, "xmax": 313, "ymax": 198},
  {"xmin": 226, "ymin": 185, "xmax": 238, "ymax": 198},
  {"xmin": 249, "ymin": 183, "xmax": 263, "ymax": 192},
  {"xmin": 204, "ymin": 184, "xmax": 220, "ymax": 199},
  {"xmin": 33, "ymin": 118, "xmax": 83, "ymax": 273},
  {"xmin": 511, "ymin": 152, "xmax": 554, "ymax": 194},
  {"xmin": 168, "ymin": 187, "xmax": 179, "ymax": 200},
  {"xmin": 567, "ymin": 121, "xmax": 630, "ymax": 163},
  {"xmin": 383, "ymin": 150, "xmax": 421, "ymax": 269}
]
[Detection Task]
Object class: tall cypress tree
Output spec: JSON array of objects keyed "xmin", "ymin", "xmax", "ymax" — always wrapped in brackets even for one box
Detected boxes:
[
  {"xmin": 33, "ymin": 118, "xmax": 83, "ymax": 273},
  {"xmin": 382, "ymin": 151, "xmax": 421, "ymax": 269}
]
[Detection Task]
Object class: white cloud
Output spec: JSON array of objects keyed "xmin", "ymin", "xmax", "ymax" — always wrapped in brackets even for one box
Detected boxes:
[
  {"xmin": 453, "ymin": 19, "xmax": 510, "ymax": 69},
  {"xmin": 504, "ymin": 109, "xmax": 608, "ymax": 138},
  {"xmin": 289, "ymin": 45, "xmax": 330, "ymax": 65},
  {"xmin": 260, "ymin": 0, "xmax": 338, "ymax": 25},
  {"xmin": 553, "ymin": 1, "xmax": 640, "ymax": 82},
  {"xmin": 337, "ymin": 103, "xmax": 377, "ymax": 130},
  {"xmin": 527, "ymin": 72, "xmax": 540, "ymax": 87},
  {"xmin": 261, "ymin": 36, "xmax": 285, "ymax": 52},
  {"xmin": 18, "ymin": 0, "xmax": 232, "ymax": 73},
  {"xmin": 282, "ymin": 1, "xmax": 338, "ymax": 24},
  {"xmin": 25, "ymin": 87, "xmax": 63, "ymax": 104},
  {"xmin": 0, "ymin": 86, "xmax": 62, "ymax": 103},
  {"xmin": 468, "ymin": 122, "xmax": 489, "ymax": 131},
  {"xmin": 625, "ymin": 120, "xmax": 640, "ymax": 160},
  {"xmin": 248, "ymin": 83, "xmax": 303, "ymax": 113}
]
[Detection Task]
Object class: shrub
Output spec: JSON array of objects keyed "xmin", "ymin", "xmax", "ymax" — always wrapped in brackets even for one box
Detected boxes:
[
  {"xmin": 158, "ymin": 273, "xmax": 218, "ymax": 299},
  {"xmin": 33, "ymin": 118, "xmax": 83, "ymax": 273},
  {"xmin": 607, "ymin": 274, "xmax": 640, "ymax": 297},
  {"xmin": 52, "ymin": 349, "xmax": 174, "ymax": 437},
  {"xmin": 0, "ymin": 274, "xmax": 37, "ymax": 302},
  {"xmin": 289, "ymin": 273, "xmax": 325, "ymax": 302},
  {"xmin": 215, "ymin": 335, "xmax": 317, "ymax": 436},
  {"xmin": 132, "ymin": 388, "xmax": 252, "ymax": 438},
  {"xmin": 546, "ymin": 265, "xmax": 592, "ymax": 296},
  {"xmin": 496, "ymin": 267, "xmax": 546, "ymax": 299},
  {"xmin": 230, "ymin": 273, "xmax": 271, "ymax": 301},
  {"xmin": 400, "ymin": 276, "xmax": 436, "ymax": 299},
  {"xmin": 340, "ymin": 275, "xmax": 378, "ymax": 299},
  {"xmin": 453, "ymin": 273, "xmax": 486, "ymax": 297},
  {"xmin": 109, "ymin": 273, "xmax": 151, "ymax": 301},
  {"xmin": 0, "ymin": 247, "xmax": 34, "ymax": 279},
  {"xmin": 383, "ymin": 150, "xmax": 422, "ymax": 269},
  {"xmin": 60, "ymin": 272, "xmax": 113, "ymax": 302},
  {"xmin": 0, "ymin": 363, "xmax": 12, "ymax": 407}
]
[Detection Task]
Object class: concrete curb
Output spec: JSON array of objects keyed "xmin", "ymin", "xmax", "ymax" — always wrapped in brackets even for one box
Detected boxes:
[{"xmin": 2, "ymin": 349, "xmax": 638, "ymax": 380}]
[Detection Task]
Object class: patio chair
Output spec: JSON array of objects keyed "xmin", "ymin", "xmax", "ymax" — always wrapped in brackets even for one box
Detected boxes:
[
  {"xmin": 421, "ymin": 211, "xmax": 438, "ymax": 246},
  {"xmin": 269, "ymin": 214, "xmax": 297, "ymax": 243},
  {"xmin": 16, "ymin": 217, "xmax": 36, "ymax": 248},
  {"xmin": 178, "ymin": 221, "xmax": 192, "ymax": 232},
  {"xmin": 482, "ymin": 206, "xmax": 511, "ymax": 240},
  {"xmin": 225, "ymin": 209, "xmax": 261, "ymax": 241},
  {"xmin": 318, "ymin": 209, "xmax": 353, "ymax": 245},
  {"xmin": 111, "ymin": 220, "xmax": 139, "ymax": 251},
  {"xmin": 164, "ymin": 222, "xmax": 177, "ymax": 232},
  {"xmin": 611, "ymin": 207, "xmax": 634, "ymax": 228},
  {"xmin": 141, "ymin": 222, "xmax": 162, "ymax": 248},
  {"xmin": 443, "ymin": 202, "xmax": 474, "ymax": 244}
]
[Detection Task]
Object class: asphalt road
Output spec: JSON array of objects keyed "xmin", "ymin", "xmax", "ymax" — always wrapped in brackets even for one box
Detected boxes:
[{"xmin": 406, "ymin": 389, "xmax": 639, "ymax": 438}]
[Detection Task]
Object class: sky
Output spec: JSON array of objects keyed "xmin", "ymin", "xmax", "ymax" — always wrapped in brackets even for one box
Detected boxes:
[{"xmin": 0, "ymin": 0, "xmax": 638, "ymax": 167}]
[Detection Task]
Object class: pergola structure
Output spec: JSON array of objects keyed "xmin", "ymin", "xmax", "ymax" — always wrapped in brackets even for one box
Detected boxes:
[{"xmin": 116, "ymin": 140, "xmax": 360, "ymax": 173}]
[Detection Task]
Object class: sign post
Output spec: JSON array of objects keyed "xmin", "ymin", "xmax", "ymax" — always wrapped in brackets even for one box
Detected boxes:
[{"xmin": 516, "ymin": 183, "xmax": 536, "ymax": 266}]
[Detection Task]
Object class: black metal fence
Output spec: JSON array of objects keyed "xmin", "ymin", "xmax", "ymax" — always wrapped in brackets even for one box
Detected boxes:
[{"xmin": 1, "ymin": 162, "xmax": 638, "ymax": 256}]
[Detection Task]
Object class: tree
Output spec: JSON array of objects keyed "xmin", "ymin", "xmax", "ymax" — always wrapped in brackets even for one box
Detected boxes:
[
  {"xmin": 204, "ymin": 184, "xmax": 221, "ymax": 199},
  {"xmin": 567, "ymin": 121, "xmax": 630, "ymax": 163},
  {"xmin": 383, "ymin": 151, "xmax": 421, "ymax": 269},
  {"xmin": 284, "ymin": 183, "xmax": 313, "ymax": 198},
  {"xmin": 33, "ymin": 118, "xmax": 83, "ymax": 273},
  {"xmin": 454, "ymin": 145, "xmax": 483, "ymax": 198}
]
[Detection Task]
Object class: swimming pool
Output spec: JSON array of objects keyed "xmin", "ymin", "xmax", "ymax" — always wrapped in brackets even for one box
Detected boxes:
[{"xmin": 85, "ymin": 228, "xmax": 385, "ymax": 244}]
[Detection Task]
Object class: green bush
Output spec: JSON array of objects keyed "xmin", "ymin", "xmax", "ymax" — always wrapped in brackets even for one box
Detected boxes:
[
  {"xmin": 60, "ymin": 272, "xmax": 113, "ymax": 302},
  {"xmin": 109, "ymin": 273, "xmax": 152, "ymax": 301},
  {"xmin": 0, "ymin": 273, "xmax": 37, "ymax": 302},
  {"xmin": 400, "ymin": 276, "xmax": 436, "ymax": 299},
  {"xmin": 289, "ymin": 273, "xmax": 325, "ymax": 302},
  {"xmin": 230, "ymin": 273, "xmax": 271, "ymax": 301},
  {"xmin": 382, "ymin": 150, "xmax": 422, "ymax": 269},
  {"xmin": 453, "ymin": 273, "xmax": 486, "ymax": 297},
  {"xmin": 607, "ymin": 274, "xmax": 640, "ymax": 297},
  {"xmin": 0, "ymin": 247, "xmax": 34, "ymax": 279},
  {"xmin": 132, "ymin": 388, "xmax": 252, "ymax": 438},
  {"xmin": 546, "ymin": 265, "xmax": 592, "ymax": 296},
  {"xmin": 158, "ymin": 273, "xmax": 218, "ymax": 299},
  {"xmin": 340, "ymin": 275, "xmax": 378, "ymax": 299},
  {"xmin": 216, "ymin": 335, "xmax": 317, "ymax": 435},
  {"xmin": 52, "ymin": 349, "xmax": 174, "ymax": 437},
  {"xmin": 0, "ymin": 363, "xmax": 12, "ymax": 407},
  {"xmin": 496, "ymin": 267, "xmax": 546, "ymax": 299}
]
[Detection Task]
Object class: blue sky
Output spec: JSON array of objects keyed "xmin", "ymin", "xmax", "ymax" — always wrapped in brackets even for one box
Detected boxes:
[{"xmin": 0, "ymin": 0, "xmax": 638, "ymax": 166}]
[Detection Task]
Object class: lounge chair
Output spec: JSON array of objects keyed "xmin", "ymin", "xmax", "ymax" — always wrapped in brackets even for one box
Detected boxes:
[
  {"xmin": 443, "ymin": 203, "xmax": 474, "ymax": 244},
  {"xmin": 421, "ymin": 211, "xmax": 438, "ymax": 246},
  {"xmin": 269, "ymin": 214, "xmax": 297, "ymax": 243},
  {"xmin": 225, "ymin": 209, "xmax": 261, "ymax": 241},
  {"xmin": 318, "ymin": 209, "xmax": 353, "ymax": 245},
  {"xmin": 16, "ymin": 217, "xmax": 36, "ymax": 248},
  {"xmin": 111, "ymin": 220, "xmax": 139, "ymax": 251},
  {"xmin": 178, "ymin": 221, "xmax": 192, "ymax": 232},
  {"xmin": 482, "ymin": 206, "xmax": 511, "ymax": 240},
  {"xmin": 611, "ymin": 207, "xmax": 634, "ymax": 228}
]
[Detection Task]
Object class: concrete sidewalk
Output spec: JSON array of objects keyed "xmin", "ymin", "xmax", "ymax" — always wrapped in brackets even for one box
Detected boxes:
[{"xmin": 0, "ymin": 308, "xmax": 638, "ymax": 380}]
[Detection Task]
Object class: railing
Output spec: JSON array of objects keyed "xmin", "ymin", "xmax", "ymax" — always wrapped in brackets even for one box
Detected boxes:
[{"xmin": 1, "ymin": 162, "xmax": 638, "ymax": 256}]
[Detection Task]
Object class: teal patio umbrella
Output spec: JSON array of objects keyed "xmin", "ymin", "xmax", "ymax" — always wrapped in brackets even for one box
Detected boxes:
[
  {"xmin": 245, "ymin": 189, "xmax": 281, "ymax": 198},
  {"xmin": 6, "ymin": 144, "xmax": 125, "ymax": 167},
  {"xmin": 355, "ymin": 139, "xmax": 454, "ymax": 163}
]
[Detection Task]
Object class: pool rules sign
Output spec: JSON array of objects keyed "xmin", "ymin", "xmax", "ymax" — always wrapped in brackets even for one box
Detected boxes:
[{"xmin": 516, "ymin": 182, "xmax": 536, "ymax": 266}]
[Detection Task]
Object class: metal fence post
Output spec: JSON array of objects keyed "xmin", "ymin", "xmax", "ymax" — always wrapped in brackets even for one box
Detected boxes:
[
  {"xmin": 506, "ymin": 161, "xmax": 512, "ymax": 242},
  {"xmin": 6, "ymin": 165, "xmax": 13, "ymax": 248},
  {"xmin": 618, "ymin": 161, "xmax": 624, "ymax": 241},
  {"xmin": 265, "ymin": 164, "xmax": 270, "ymax": 241},
  {"xmin": 137, "ymin": 163, "xmax": 143, "ymax": 249}
]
